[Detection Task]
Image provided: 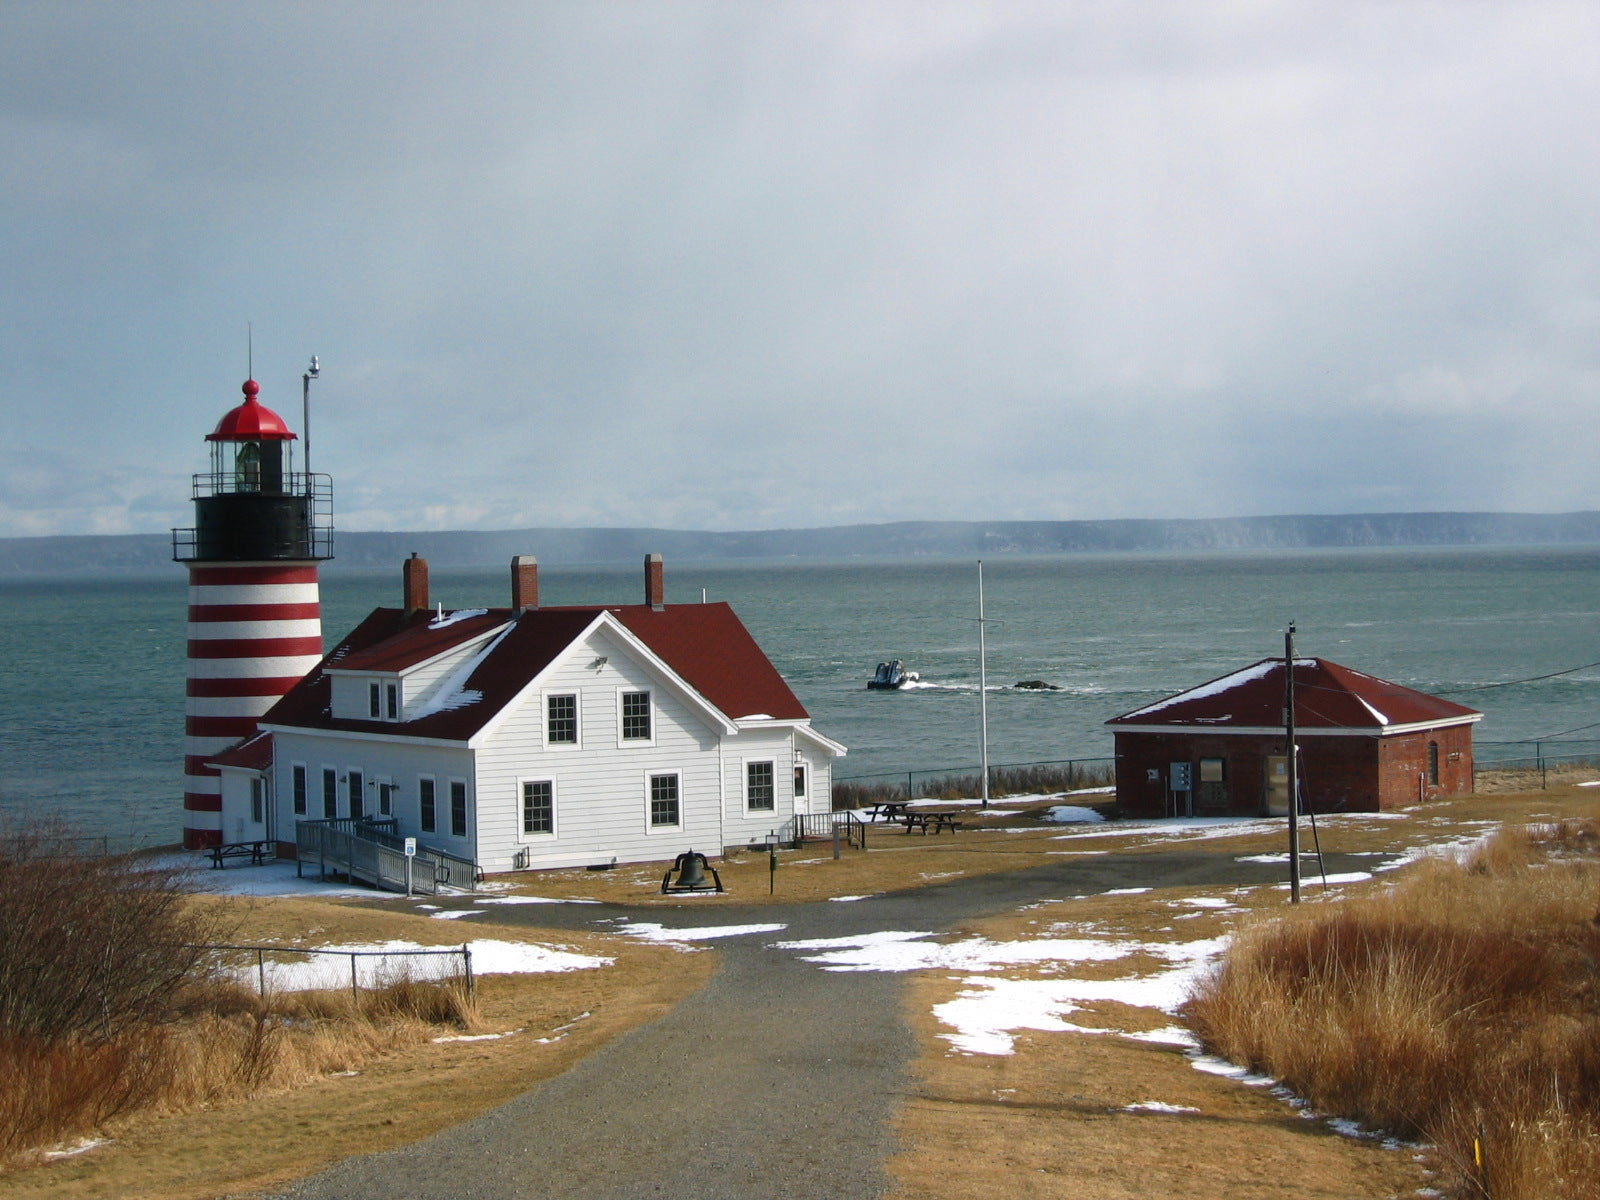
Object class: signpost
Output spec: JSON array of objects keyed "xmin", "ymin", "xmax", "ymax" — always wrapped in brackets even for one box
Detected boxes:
[{"xmin": 404, "ymin": 836, "xmax": 417, "ymax": 898}]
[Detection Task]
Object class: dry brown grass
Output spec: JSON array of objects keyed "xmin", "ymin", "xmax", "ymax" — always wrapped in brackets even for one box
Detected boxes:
[
  {"xmin": 1184, "ymin": 818, "xmax": 1600, "ymax": 1199},
  {"xmin": 11, "ymin": 788, "xmax": 1600, "ymax": 1199},
  {"xmin": 2, "ymin": 899, "xmax": 710, "ymax": 1200}
]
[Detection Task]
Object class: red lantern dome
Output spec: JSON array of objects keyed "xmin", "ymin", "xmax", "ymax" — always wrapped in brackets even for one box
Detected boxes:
[{"xmin": 206, "ymin": 379, "xmax": 297, "ymax": 442}]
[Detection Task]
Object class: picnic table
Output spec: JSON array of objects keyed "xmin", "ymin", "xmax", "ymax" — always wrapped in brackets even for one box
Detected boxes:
[
  {"xmin": 210, "ymin": 840, "xmax": 272, "ymax": 868},
  {"xmin": 866, "ymin": 800, "xmax": 911, "ymax": 823},
  {"xmin": 901, "ymin": 810, "xmax": 962, "ymax": 835}
]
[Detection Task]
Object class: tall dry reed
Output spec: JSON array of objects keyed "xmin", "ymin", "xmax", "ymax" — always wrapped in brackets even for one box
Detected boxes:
[{"xmin": 1184, "ymin": 820, "xmax": 1600, "ymax": 1199}]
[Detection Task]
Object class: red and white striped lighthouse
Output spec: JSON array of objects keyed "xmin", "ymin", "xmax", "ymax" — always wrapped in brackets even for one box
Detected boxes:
[{"xmin": 172, "ymin": 376, "xmax": 332, "ymax": 849}]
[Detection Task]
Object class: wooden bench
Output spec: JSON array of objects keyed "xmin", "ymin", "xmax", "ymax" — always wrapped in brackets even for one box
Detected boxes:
[{"xmin": 210, "ymin": 841, "xmax": 271, "ymax": 868}]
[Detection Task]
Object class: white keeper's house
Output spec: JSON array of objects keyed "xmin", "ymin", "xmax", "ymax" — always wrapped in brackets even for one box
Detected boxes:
[{"xmin": 211, "ymin": 553, "xmax": 846, "ymax": 875}]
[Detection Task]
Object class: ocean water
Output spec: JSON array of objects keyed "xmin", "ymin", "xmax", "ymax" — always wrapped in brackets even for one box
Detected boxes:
[{"xmin": 4, "ymin": 546, "xmax": 1600, "ymax": 845}]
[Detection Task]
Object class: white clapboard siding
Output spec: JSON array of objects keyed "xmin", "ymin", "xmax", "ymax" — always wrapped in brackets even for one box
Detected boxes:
[{"xmin": 472, "ymin": 627, "xmax": 732, "ymax": 872}]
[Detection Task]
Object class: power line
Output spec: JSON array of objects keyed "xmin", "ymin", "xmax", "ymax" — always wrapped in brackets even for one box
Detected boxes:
[{"xmin": 1435, "ymin": 659, "xmax": 1600, "ymax": 696}]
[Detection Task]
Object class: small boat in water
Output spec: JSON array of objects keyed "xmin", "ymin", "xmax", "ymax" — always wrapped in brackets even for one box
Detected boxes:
[{"xmin": 867, "ymin": 660, "xmax": 920, "ymax": 690}]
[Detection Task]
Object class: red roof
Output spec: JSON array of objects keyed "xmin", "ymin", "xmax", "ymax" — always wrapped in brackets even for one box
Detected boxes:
[
  {"xmin": 1106, "ymin": 658, "xmax": 1480, "ymax": 732},
  {"xmin": 262, "ymin": 601, "xmax": 809, "ymax": 742},
  {"xmin": 209, "ymin": 730, "xmax": 274, "ymax": 771},
  {"xmin": 207, "ymin": 379, "xmax": 297, "ymax": 442}
]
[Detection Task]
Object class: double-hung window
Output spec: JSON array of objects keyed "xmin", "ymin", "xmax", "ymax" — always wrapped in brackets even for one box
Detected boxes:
[
  {"xmin": 621, "ymin": 691, "xmax": 652, "ymax": 741},
  {"xmin": 368, "ymin": 682, "xmax": 381, "ymax": 719},
  {"xmin": 322, "ymin": 767, "xmax": 338, "ymax": 818},
  {"xmin": 746, "ymin": 761, "xmax": 775, "ymax": 812},
  {"xmin": 348, "ymin": 769, "xmax": 364, "ymax": 820},
  {"xmin": 522, "ymin": 780, "xmax": 554, "ymax": 836},
  {"xmin": 292, "ymin": 763, "xmax": 308, "ymax": 815},
  {"xmin": 450, "ymin": 780, "xmax": 468, "ymax": 838},
  {"xmin": 547, "ymin": 694, "xmax": 578, "ymax": 745},
  {"xmin": 649, "ymin": 773, "xmax": 680, "ymax": 828},
  {"xmin": 385, "ymin": 682, "xmax": 400, "ymax": 720},
  {"xmin": 419, "ymin": 777, "xmax": 437, "ymax": 833}
]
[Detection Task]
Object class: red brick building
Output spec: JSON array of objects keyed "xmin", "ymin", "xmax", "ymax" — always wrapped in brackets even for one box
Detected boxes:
[{"xmin": 1106, "ymin": 658, "xmax": 1480, "ymax": 818}]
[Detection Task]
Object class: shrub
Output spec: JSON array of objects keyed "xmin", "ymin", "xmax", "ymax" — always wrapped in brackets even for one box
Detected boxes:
[{"xmin": 0, "ymin": 822, "xmax": 226, "ymax": 1042}]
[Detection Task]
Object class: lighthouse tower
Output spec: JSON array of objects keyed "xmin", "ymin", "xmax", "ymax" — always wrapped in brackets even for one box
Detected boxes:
[{"xmin": 172, "ymin": 376, "xmax": 332, "ymax": 849}]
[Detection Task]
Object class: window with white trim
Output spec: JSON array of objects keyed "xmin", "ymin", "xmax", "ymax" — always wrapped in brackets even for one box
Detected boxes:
[
  {"xmin": 450, "ymin": 779, "xmax": 468, "ymax": 838},
  {"xmin": 292, "ymin": 763, "xmax": 308, "ymax": 815},
  {"xmin": 250, "ymin": 777, "xmax": 265, "ymax": 824},
  {"xmin": 385, "ymin": 682, "xmax": 400, "ymax": 720},
  {"xmin": 746, "ymin": 760, "xmax": 776, "ymax": 812},
  {"xmin": 547, "ymin": 693, "xmax": 578, "ymax": 745},
  {"xmin": 621, "ymin": 690, "xmax": 652, "ymax": 741},
  {"xmin": 649, "ymin": 772, "xmax": 680, "ymax": 828},
  {"xmin": 377, "ymin": 778, "xmax": 396, "ymax": 817},
  {"xmin": 521, "ymin": 779, "xmax": 554, "ymax": 836},
  {"xmin": 793, "ymin": 762, "xmax": 808, "ymax": 803},
  {"xmin": 368, "ymin": 681, "xmax": 381, "ymax": 719},
  {"xmin": 348, "ymin": 769, "xmax": 365, "ymax": 820},
  {"xmin": 419, "ymin": 776, "xmax": 437, "ymax": 833},
  {"xmin": 322, "ymin": 767, "xmax": 337, "ymax": 819}
]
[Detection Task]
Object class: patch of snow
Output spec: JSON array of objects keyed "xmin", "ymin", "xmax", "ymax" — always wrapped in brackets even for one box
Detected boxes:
[
  {"xmin": 428, "ymin": 607, "xmax": 488, "ymax": 629},
  {"xmin": 1123, "ymin": 1100, "xmax": 1200, "ymax": 1114},
  {"xmin": 829, "ymin": 894, "xmax": 876, "ymax": 902},
  {"xmin": 43, "ymin": 1137, "xmax": 109, "ymax": 1160},
  {"xmin": 1188, "ymin": 1052, "xmax": 1275, "ymax": 1087},
  {"xmin": 429, "ymin": 909, "xmax": 485, "ymax": 919},
  {"xmin": 1273, "ymin": 871, "xmax": 1373, "ymax": 888},
  {"xmin": 1051, "ymin": 817, "xmax": 1284, "ymax": 843},
  {"xmin": 773, "ymin": 931, "xmax": 1134, "ymax": 974},
  {"xmin": 411, "ymin": 623, "xmax": 514, "ymax": 717},
  {"xmin": 1042, "ymin": 805, "xmax": 1106, "ymax": 824},
  {"xmin": 1118, "ymin": 660, "xmax": 1286, "ymax": 719},
  {"xmin": 225, "ymin": 938, "xmax": 611, "ymax": 992},
  {"xmin": 1102, "ymin": 887, "xmax": 1151, "ymax": 896},
  {"xmin": 475, "ymin": 894, "xmax": 602, "ymax": 906},
  {"xmin": 610, "ymin": 921, "xmax": 787, "ymax": 943}
]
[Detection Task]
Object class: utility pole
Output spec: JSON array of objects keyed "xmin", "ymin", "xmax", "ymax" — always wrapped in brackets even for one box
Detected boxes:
[{"xmin": 1286, "ymin": 622, "xmax": 1301, "ymax": 904}]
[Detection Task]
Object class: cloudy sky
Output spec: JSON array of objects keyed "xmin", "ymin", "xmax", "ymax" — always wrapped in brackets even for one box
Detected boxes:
[{"xmin": 2, "ymin": 2, "xmax": 1597, "ymax": 539}]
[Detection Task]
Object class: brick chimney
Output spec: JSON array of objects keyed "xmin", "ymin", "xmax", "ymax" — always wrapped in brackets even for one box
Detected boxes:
[
  {"xmin": 645, "ymin": 553, "xmax": 664, "ymax": 610},
  {"xmin": 403, "ymin": 553, "xmax": 429, "ymax": 613},
  {"xmin": 511, "ymin": 555, "xmax": 539, "ymax": 610}
]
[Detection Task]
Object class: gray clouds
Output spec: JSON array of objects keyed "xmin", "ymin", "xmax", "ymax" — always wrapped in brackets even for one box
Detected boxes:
[{"xmin": 2, "ymin": 2, "xmax": 1597, "ymax": 537}]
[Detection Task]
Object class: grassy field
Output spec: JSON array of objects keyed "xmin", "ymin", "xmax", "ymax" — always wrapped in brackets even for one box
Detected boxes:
[{"xmin": 4, "ymin": 781, "xmax": 1597, "ymax": 1199}]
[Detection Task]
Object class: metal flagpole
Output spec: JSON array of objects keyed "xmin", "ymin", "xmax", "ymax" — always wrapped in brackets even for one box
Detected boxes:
[
  {"xmin": 302, "ymin": 356, "xmax": 320, "ymax": 477},
  {"xmin": 978, "ymin": 560, "xmax": 990, "ymax": 809}
]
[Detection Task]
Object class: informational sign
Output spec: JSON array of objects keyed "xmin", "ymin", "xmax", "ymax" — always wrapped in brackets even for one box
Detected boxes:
[{"xmin": 404, "ymin": 837, "xmax": 417, "ymax": 857}]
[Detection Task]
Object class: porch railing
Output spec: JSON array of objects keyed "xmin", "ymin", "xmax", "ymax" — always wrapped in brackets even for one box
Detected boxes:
[{"xmin": 295, "ymin": 818, "xmax": 479, "ymax": 895}]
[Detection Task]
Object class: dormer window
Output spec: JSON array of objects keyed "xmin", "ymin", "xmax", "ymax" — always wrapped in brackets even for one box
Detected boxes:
[{"xmin": 365, "ymin": 678, "xmax": 402, "ymax": 721}]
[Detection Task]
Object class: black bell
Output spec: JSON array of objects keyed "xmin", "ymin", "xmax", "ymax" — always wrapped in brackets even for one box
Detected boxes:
[{"xmin": 661, "ymin": 849, "xmax": 724, "ymax": 894}]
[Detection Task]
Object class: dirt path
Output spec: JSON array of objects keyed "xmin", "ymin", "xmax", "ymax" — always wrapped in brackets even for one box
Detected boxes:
[{"xmin": 263, "ymin": 850, "xmax": 1317, "ymax": 1200}]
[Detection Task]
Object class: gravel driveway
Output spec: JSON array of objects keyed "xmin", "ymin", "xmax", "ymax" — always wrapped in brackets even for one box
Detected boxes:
[{"xmin": 265, "ymin": 850, "xmax": 1309, "ymax": 1200}]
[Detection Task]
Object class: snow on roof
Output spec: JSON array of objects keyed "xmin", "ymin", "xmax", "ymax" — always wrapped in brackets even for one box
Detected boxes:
[
  {"xmin": 263, "ymin": 601, "xmax": 811, "ymax": 742},
  {"xmin": 1106, "ymin": 657, "xmax": 1479, "ymax": 731}
]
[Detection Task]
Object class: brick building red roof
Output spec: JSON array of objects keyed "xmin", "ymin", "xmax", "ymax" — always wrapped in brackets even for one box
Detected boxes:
[
  {"xmin": 1106, "ymin": 658, "xmax": 1480, "ymax": 732},
  {"xmin": 262, "ymin": 602, "xmax": 809, "ymax": 743}
]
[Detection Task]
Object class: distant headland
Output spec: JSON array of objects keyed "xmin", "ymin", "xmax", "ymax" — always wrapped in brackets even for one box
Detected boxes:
[{"xmin": 5, "ymin": 511, "xmax": 1600, "ymax": 576}]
